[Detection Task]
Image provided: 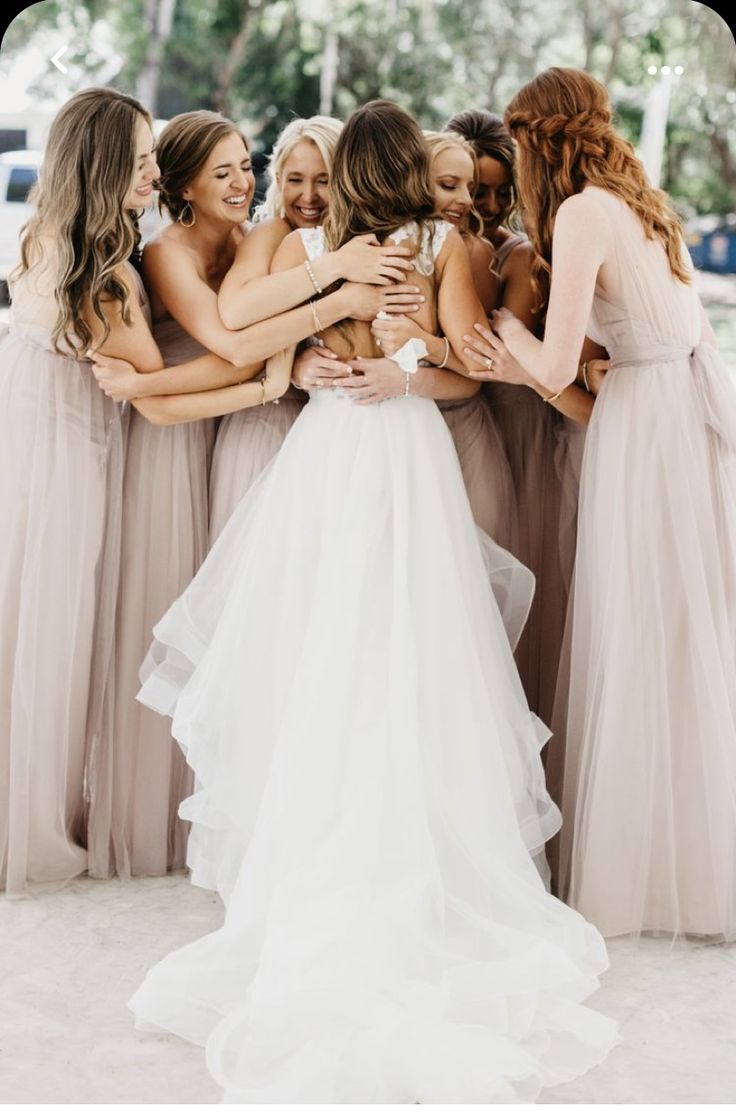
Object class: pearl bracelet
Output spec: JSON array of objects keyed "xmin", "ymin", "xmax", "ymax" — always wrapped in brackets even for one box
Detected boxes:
[{"xmin": 304, "ymin": 259, "xmax": 323, "ymax": 294}]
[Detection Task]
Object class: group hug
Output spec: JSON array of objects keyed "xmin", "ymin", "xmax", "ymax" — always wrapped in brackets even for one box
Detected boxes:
[{"xmin": 1, "ymin": 64, "xmax": 735, "ymax": 1102}]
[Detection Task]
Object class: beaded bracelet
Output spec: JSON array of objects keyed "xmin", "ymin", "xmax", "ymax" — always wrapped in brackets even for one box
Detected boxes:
[
  {"xmin": 304, "ymin": 259, "xmax": 323, "ymax": 295},
  {"xmin": 309, "ymin": 300, "xmax": 324, "ymax": 335}
]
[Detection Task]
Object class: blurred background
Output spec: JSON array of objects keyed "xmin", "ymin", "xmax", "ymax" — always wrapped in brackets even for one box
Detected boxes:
[{"xmin": 0, "ymin": 0, "xmax": 734, "ymax": 354}]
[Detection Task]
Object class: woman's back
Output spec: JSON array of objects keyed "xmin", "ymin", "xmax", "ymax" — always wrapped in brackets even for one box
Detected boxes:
[
  {"xmin": 583, "ymin": 187, "xmax": 700, "ymax": 359},
  {"xmin": 300, "ymin": 220, "xmax": 452, "ymax": 360}
]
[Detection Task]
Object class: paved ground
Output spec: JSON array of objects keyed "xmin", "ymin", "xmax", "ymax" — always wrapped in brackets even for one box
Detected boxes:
[{"xmin": 1, "ymin": 875, "xmax": 734, "ymax": 1104}]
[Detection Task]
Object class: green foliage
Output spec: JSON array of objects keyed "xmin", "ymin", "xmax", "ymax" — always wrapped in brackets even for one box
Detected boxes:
[{"xmin": 3, "ymin": 0, "xmax": 734, "ymax": 213}]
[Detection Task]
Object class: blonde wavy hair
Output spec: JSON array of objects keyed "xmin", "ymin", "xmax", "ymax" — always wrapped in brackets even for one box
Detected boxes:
[
  {"xmin": 505, "ymin": 67, "xmax": 690, "ymax": 306},
  {"xmin": 254, "ymin": 115, "xmax": 342, "ymax": 223},
  {"xmin": 424, "ymin": 130, "xmax": 484, "ymax": 237},
  {"xmin": 14, "ymin": 87, "xmax": 151, "ymax": 356},
  {"xmin": 156, "ymin": 110, "xmax": 250, "ymax": 222}
]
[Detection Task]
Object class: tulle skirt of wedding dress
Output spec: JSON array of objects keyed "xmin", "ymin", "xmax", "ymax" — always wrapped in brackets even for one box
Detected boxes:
[
  {"xmin": 558, "ymin": 344, "xmax": 736, "ymax": 939},
  {"xmin": 129, "ymin": 391, "xmax": 617, "ymax": 1101}
]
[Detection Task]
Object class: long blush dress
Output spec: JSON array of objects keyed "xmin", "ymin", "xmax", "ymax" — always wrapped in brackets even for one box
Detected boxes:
[
  {"xmin": 0, "ymin": 261, "xmax": 124, "ymax": 893},
  {"xmin": 126, "ymin": 222, "xmax": 617, "ymax": 1103},
  {"xmin": 438, "ymin": 395, "xmax": 516, "ymax": 547},
  {"xmin": 558, "ymin": 188, "xmax": 736, "ymax": 939},
  {"xmin": 484, "ymin": 235, "xmax": 570, "ymax": 727},
  {"xmin": 208, "ymin": 387, "xmax": 305, "ymax": 543},
  {"xmin": 87, "ymin": 302, "xmax": 215, "ymax": 879}
]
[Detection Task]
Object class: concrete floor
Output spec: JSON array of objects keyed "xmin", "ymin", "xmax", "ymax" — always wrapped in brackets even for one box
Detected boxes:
[{"xmin": 1, "ymin": 874, "xmax": 735, "ymax": 1104}]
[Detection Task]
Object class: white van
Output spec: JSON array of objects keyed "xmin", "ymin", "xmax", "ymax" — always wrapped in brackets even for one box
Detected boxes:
[{"xmin": 0, "ymin": 150, "xmax": 42, "ymax": 287}]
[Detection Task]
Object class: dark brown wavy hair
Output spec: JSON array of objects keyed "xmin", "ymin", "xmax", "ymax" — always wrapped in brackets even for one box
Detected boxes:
[
  {"xmin": 505, "ymin": 67, "xmax": 690, "ymax": 305},
  {"xmin": 14, "ymin": 87, "xmax": 151, "ymax": 356}
]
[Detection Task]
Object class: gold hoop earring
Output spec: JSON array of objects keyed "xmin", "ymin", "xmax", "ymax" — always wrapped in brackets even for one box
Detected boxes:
[{"xmin": 179, "ymin": 201, "xmax": 196, "ymax": 228}]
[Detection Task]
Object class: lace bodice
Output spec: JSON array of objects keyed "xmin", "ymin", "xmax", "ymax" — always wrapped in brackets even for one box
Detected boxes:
[{"xmin": 298, "ymin": 220, "xmax": 453, "ymax": 275}]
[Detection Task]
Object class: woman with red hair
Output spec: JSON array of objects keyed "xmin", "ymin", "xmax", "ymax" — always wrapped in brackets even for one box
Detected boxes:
[{"xmin": 465, "ymin": 67, "xmax": 736, "ymax": 940}]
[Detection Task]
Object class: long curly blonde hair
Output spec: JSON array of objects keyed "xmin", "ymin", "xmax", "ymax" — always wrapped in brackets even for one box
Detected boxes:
[
  {"xmin": 505, "ymin": 67, "xmax": 690, "ymax": 306},
  {"xmin": 253, "ymin": 115, "xmax": 342, "ymax": 223},
  {"xmin": 14, "ymin": 87, "xmax": 152, "ymax": 356}
]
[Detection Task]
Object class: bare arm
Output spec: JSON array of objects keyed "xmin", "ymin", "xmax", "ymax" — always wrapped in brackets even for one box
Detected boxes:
[
  {"xmin": 132, "ymin": 349, "xmax": 292, "ymax": 425},
  {"xmin": 496, "ymin": 194, "xmax": 608, "ymax": 393},
  {"xmin": 217, "ymin": 221, "xmax": 415, "ymax": 330},
  {"xmin": 468, "ymin": 234, "xmax": 498, "ymax": 315},
  {"xmin": 85, "ymin": 266, "xmax": 265, "ymax": 401},
  {"xmin": 436, "ymin": 229, "xmax": 494, "ymax": 374},
  {"xmin": 499, "ymin": 240, "xmax": 541, "ymax": 331}
]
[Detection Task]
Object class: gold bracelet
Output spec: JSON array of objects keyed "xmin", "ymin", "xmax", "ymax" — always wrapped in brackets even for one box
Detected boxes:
[
  {"xmin": 545, "ymin": 388, "xmax": 564, "ymax": 404},
  {"xmin": 260, "ymin": 378, "xmax": 267, "ymax": 406},
  {"xmin": 404, "ymin": 371, "xmax": 411, "ymax": 397},
  {"xmin": 304, "ymin": 259, "xmax": 323, "ymax": 294},
  {"xmin": 581, "ymin": 361, "xmax": 590, "ymax": 391},
  {"xmin": 437, "ymin": 336, "xmax": 450, "ymax": 368},
  {"xmin": 309, "ymin": 300, "xmax": 324, "ymax": 336}
]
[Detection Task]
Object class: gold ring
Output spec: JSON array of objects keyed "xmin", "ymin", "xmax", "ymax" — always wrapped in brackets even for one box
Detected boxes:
[{"xmin": 484, "ymin": 357, "xmax": 494, "ymax": 370}]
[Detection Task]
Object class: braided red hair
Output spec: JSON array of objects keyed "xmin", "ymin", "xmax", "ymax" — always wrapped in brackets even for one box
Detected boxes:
[{"xmin": 505, "ymin": 68, "xmax": 689, "ymax": 308}]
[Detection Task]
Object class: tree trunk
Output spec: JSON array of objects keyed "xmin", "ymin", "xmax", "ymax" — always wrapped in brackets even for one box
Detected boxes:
[
  {"xmin": 709, "ymin": 129, "xmax": 736, "ymax": 191},
  {"xmin": 319, "ymin": 22, "xmax": 339, "ymax": 115},
  {"xmin": 135, "ymin": 0, "xmax": 177, "ymax": 115},
  {"xmin": 213, "ymin": 1, "xmax": 256, "ymax": 116}
]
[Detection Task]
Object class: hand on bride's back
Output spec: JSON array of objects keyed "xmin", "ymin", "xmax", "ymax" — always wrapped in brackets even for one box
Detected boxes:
[
  {"xmin": 335, "ymin": 234, "xmax": 414, "ymax": 285},
  {"xmin": 345, "ymin": 281, "xmax": 424, "ymax": 322}
]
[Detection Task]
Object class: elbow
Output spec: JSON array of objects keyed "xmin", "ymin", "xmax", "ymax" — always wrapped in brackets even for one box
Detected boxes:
[
  {"xmin": 460, "ymin": 378, "xmax": 481, "ymax": 399},
  {"xmin": 133, "ymin": 398, "xmax": 175, "ymax": 426},
  {"xmin": 218, "ymin": 298, "xmax": 243, "ymax": 332},
  {"xmin": 539, "ymin": 361, "xmax": 578, "ymax": 396}
]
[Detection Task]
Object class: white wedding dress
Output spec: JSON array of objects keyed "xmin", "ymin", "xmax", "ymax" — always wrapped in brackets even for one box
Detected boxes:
[{"xmin": 129, "ymin": 222, "xmax": 617, "ymax": 1102}]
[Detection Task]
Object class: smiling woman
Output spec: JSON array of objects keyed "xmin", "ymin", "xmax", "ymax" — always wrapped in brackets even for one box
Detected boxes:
[{"xmin": 0, "ymin": 88, "xmax": 156, "ymax": 894}]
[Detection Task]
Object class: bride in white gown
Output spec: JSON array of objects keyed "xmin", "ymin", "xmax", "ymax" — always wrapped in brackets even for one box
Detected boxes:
[{"xmin": 127, "ymin": 99, "xmax": 617, "ymax": 1102}]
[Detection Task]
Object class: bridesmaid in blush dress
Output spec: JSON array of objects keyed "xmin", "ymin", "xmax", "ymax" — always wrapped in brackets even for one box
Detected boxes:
[
  {"xmin": 466, "ymin": 68, "xmax": 736, "ymax": 939},
  {"xmin": 208, "ymin": 118, "xmax": 341, "ymax": 540},
  {"xmin": 92, "ymin": 113, "xmax": 251, "ymax": 877},
  {"xmin": 0, "ymin": 89, "xmax": 158, "ymax": 893},
  {"xmin": 445, "ymin": 108, "xmax": 607, "ymax": 735}
]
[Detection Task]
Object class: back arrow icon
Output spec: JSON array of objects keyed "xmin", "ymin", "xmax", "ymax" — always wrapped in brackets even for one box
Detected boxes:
[{"xmin": 50, "ymin": 46, "xmax": 69, "ymax": 74}]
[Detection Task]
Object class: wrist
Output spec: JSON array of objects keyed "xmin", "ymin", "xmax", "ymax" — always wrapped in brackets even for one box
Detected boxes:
[
  {"xmin": 138, "ymin": 369, "xmax": 163, "ymax": 397},
  {"xmin": 315, "ymin": 253, "xmax": 341, "ymax": 288}
]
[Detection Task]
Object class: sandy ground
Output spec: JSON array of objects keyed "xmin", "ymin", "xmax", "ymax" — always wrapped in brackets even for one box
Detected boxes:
[{"xmin": 1, "ymin": 874, "xmax": 735, "ymax": 1104}]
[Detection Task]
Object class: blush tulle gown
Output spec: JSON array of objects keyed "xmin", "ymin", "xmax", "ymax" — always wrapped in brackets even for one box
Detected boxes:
[{"xmin": 557, "ymin": 188, "xmax": 736, "ymax": 939}]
